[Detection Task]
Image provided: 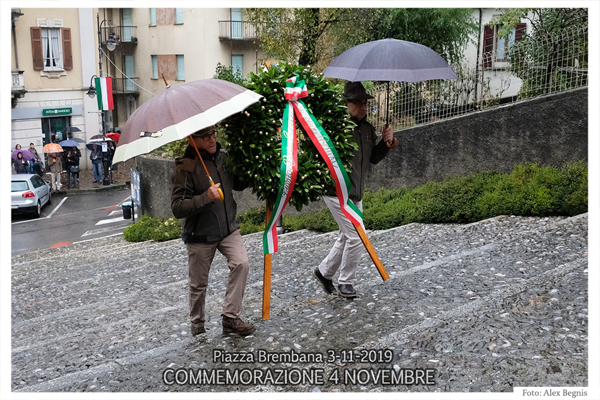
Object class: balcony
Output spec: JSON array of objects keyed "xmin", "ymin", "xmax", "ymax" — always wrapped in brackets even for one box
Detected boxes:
[
  {"xmin": 218, "ymin": 21, "xmax": 257, "ymax": 41},
  {"xmin": 11, "ymin": 70, "xmax": 26, "ymax": 107},
  {"xmin": 100, "ymin": 25, "xmax": 138, "ymax": 46},
  {"xmin": 112, "ymin": 77, "xmax": 139, "ymax": 96}
]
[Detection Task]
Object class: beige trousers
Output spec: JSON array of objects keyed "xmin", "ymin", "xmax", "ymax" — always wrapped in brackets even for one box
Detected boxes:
[
  {"xmin": 318, "ymin": 196, "xmax": 364, "ymax": 285},
  {"xmin": 185, "ymin": 230, "xmax": 249, "ymax": 330}
]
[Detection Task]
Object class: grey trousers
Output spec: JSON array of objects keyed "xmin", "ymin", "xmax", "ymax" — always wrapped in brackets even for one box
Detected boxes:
[
  {"xmin": 318, "ymin": 196, "xmax": 364, "ymax": 285},
  {"xmin": 185, "ymin": 230, "xmax": 250, "ymax": 329}
]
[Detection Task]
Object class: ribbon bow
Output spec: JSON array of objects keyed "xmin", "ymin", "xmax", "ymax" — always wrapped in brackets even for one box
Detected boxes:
[{"xmin": 263, "ymin": 76, "xmax": 363, "ymax": 255}]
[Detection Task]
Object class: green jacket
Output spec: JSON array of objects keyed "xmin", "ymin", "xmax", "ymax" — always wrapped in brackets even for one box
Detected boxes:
[
  {"xmin": 171, "ymin": 144, "xmax": 245, "ymax": 243},
  {"xmin": 347, "ymin": 117, "xmax": 390, "ymax": 202}
]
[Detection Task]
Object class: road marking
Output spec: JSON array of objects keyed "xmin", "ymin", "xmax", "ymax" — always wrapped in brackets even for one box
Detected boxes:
[
  {"xmin": 81, "ymin": 225, "xmax": 129, "ymax": 237},
  {"xmin": 46, "ymin": 196, "xmax": 68, "ymax": 218},
  {"xmin": 50, "ymin": 241, "xmax": 72, "ymax": 248},
  {"xmin": 95, "ymin": 215, "xmax": 136, "ymax": 225}
]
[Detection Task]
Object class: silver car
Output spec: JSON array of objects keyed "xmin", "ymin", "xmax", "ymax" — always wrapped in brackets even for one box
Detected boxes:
[{"xmin": 11, "ymin": 174, "xmax": 52, "ymax": 218}]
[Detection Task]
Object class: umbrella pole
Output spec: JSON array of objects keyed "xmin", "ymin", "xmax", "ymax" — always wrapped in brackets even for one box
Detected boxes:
[
  {"xmin": 384, "ymin": 81, "xmax": 398, "ymax": 149},
  {"xmin": 355, "ymin": 224, "xmax": 389, "ymax": 281},
  {"xmin": 188, "ymin": 138, "xmax": 224, "ymax": 201},
  {"xmin": 262, "ymin": 202, "xmax": 273, "ymax": 320}
]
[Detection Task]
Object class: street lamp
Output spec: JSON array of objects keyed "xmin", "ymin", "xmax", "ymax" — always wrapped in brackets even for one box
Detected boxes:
[{"xmin": 90, "ymin": 13, "xmax": 119, "ymax": 186}]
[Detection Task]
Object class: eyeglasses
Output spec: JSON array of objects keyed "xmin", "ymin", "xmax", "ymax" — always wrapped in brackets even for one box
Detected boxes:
[
  {"xmin": 192, "ymin": 130, "xmax": 217, "ymax": 141},
  {"xmin": 348, "ymin": 99, "xmax": 368, "ymax": 106}
]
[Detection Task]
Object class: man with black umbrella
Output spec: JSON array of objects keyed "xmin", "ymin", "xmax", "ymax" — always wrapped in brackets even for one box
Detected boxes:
[{"xmin": 312, "ymin": 81, "xmax": 395, "ymax": 298}]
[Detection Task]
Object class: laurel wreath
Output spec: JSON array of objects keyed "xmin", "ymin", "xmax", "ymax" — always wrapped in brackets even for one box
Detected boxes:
[{"xmin": 222, "ymin": 63, "xmax": 357, "ymax": 211}]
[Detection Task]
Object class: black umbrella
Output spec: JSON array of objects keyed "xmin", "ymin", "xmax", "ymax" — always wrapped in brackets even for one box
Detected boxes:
[
  {"xmin": 324, "ymin": 38, "xmax": 458, "ymax": 138},
  {"xmin": 63, "ymin": 126, "xmax": 82, "ymax": 134}
]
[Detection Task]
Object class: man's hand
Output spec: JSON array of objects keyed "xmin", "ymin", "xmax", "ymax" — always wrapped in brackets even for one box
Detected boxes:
[
  {"xmin": 207, "ymin": 183, "xmax": 222, "ymax": 202},
  {"xmin": 381, "ymin": 125, "xmax": 393, "ymax": 143}
]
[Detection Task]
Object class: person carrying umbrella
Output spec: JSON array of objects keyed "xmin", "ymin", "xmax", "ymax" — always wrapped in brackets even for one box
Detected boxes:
[
  {"xmin": 12, "ymin": 151, "xmax": 30, "ymax": 174},
  {"xmin": 89, "ymin": 144, "xmax": 103, "ymax": 183},
  {"xmin": 47, "ymin": 152, "xmax": 63, "ymax": 192},
  {"xmin": 170, "ymin": 126, "xmax": 255, "ymax": 337},
  {"xmin": 65, "ymin": 148, "xmax": 80, "ymax": 189},
  {"xmin": 312, "ymin": 81, "xmax": 395, "ymax": 298}
]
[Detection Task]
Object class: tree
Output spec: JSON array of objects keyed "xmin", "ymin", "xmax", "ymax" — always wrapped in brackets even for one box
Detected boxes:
[
  {"xmin": 245, "ymin": 8, "xmax": 479, "ymax": 71},
  {"xmin": 490, "ymin": 8, "xmax": 588, "ymax": 97},
  {"xmin": 243, "ymin": 8, "xmax": 351, "ymax": 68}
]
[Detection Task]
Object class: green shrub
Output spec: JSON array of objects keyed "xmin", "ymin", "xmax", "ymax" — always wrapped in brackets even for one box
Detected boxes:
[
  {"xmin": 237, "ymin": 206, "xmax": 266, "ymax": 235},
  {"xmin": 123, "ymin": 215, "xmax": 182, "ymax": 242}
]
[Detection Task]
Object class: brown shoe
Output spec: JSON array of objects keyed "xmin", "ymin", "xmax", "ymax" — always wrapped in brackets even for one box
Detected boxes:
[
  {"xmin": 191, "ymin": 325, "xmax": 206, "ymax": 337},
  {"xmin": 222, "ymin": 315, "xmax": 256, "ymax": 336}
]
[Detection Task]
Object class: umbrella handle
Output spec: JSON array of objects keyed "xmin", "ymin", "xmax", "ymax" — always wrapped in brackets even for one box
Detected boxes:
[
  {"xmin": 189, "ymin": 138, "xmax": 224, "ymax": 201},
  {"xmin": 384, "ymin": 123, "xmax": 398, "ymax": 149}
]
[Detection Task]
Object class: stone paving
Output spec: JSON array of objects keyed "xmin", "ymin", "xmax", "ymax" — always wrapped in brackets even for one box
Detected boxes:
[{"xmin": 11, "ymin": 213, "xmax": 588, "ymax": 393}]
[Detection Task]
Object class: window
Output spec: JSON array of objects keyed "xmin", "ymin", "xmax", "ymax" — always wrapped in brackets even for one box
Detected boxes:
[
  {"xmin": 150, "ymin": 8, "xmax": 156, "ymax": 26},
  {"xmin": 151, "ymin": 55, "xmax": 158, "ymax": 79},
  {"xmin": 31, "ymin": 175, "xmax": 44, "ymax": 189},
  {"xmin": 42, "ymin": 28, "xmax": 62, "ymax": 69},
  {"xmin": 176, "ymin": 8, "xmax": 184, "ymax": 24},
  {"xmin": 177, "ymin": 55, "xmax": 185, "ymax": 80},
  {"xmin": 31, "ymin": 24, "xmax": 72, "ymax": 72},
  {"xmin": 232, "ymin": 55, "xmax": 243, "ymax": 76},
  {"xmin": 231, "ymin": 8, "xmax": 242, "ymax": 38},
  {"xmin": 483, "ymin": 22, "xmax": 526, "ymax": 68}
]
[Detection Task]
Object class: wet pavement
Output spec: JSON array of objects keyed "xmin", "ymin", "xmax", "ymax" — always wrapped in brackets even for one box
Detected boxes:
[{"xmin": 10, "ymin": 212, "xmax": 588, "ymax": 394}]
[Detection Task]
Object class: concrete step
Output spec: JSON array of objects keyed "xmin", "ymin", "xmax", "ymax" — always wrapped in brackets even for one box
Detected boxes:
[{"xmin": 11, "ymin": 214, "xmax": 588, "ymax": 392}]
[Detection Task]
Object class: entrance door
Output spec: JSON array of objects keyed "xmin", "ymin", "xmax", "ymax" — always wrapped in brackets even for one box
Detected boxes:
[
  {"xmin": 125, "ymin": 55, "xmax": 135, "ymax": 92},
  {"xmin": 231, "ymin": 8, "xmax": 242, "ymax": 39},
  {"xmin": 123, "ymin": 8, "xmax": 133, "ymax": 42}
]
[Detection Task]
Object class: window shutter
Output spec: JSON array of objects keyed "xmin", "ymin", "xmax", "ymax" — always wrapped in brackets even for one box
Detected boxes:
[
  {"xmin": 62, "ymin": 28, "xmax": 73, "ymax": 70},
  {"xmin": 31, "ymin": 27, "xmax": 44, "ymax": 71},
  {"xmin": 515, "ymin": 23, "xmax": 526, "ymax": 42},
  {"xmin": 483, "ymin": 25, "xmax": 494, "ymax": 68}
]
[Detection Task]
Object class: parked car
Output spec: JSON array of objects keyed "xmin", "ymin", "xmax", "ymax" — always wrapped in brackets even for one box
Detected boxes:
[{"xmin": 11, "ymin": 174, "xmax": 52, "ymax": 218}]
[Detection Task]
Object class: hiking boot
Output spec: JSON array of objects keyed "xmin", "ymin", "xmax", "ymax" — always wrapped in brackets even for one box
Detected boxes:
[
  {"xmin": 191, "ymin": 325, "xmax": 206, "ymax": 337},
  {"xmin": 337, "ymin": 284, "xmax": 357, "ymax": 298},
  {"xmin": 313, "ymin": 267, "xmax": 336, "ymax": 294},
  {"xmin": 222, "ymin": 315, "xmax": 256, "ymax": 336}
]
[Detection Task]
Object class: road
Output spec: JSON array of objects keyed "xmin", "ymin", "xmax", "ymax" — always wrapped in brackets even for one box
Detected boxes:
[{"xmin": 11, "ymin": 188, "xmax": 136, "ymax": 256}]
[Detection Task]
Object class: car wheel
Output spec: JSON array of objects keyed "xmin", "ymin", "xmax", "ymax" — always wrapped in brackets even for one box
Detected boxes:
[
  {"xmin": 33, "ymin": 201, "xmax": 41, "ymax": 218},
  {"xmin": 47, "ymin": 190, "xmax": 52, "ymax": 205}
]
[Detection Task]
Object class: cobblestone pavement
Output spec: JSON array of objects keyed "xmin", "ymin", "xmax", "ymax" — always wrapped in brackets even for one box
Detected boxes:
[{"xmin": 11, "ymin": 213, "xmax": 588, "ymax": 394}]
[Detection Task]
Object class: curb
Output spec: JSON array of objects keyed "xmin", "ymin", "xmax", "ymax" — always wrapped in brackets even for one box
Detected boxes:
[{"xmin": 63, "ymin": 182, "xmax": 129, "ymax": 195}]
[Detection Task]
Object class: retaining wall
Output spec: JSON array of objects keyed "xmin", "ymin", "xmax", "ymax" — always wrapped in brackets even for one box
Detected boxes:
[{"xmin": 135, "ymin": 88, "xmax": 588, "ymax": 219}]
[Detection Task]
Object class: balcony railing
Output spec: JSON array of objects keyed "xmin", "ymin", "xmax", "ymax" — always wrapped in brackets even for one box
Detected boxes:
[
  {"xmin": 100, "ymin": 25, "xmax": 138, "ymax": 45},
  {"xmin": 218, "ymin": 21, "xmax": 257, "ymax": 40},
  {"xmin": 12, "ymin": 70, "xmax": 24, "ymax": 90},
  {"xmin": 112, "ymin": 77, "xmax": 139, "ymax": 94}
]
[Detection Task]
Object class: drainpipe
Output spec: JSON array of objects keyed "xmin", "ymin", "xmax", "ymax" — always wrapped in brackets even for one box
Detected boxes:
[{"xmin": 12, "ymin": 8, "xmax": 23, "ymax": 69}]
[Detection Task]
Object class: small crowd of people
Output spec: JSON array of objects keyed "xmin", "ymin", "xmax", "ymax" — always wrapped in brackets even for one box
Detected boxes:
[{"xmin": 12, "ymin": 133, "xmax": 117, "ymax": 192}]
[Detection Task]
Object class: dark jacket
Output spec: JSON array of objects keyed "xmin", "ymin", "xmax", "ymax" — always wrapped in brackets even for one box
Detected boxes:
[
  {"xmin": 90, "ymin": 149, "xmax": 102, "ymax": 164},
  {"xmin": 347, "ymin": 116, "xmax": 390, "ymax": 202},
  {"xmin": 13, "ymin": 157, "xmax": 29, "ymax": 174},
  {"xmin": 171, "ymin": 143, "xmax": 246, "ymax": 243},
  {"xmin": 66, "ymin": 151, "xmax": 80, "ymax": 167}
]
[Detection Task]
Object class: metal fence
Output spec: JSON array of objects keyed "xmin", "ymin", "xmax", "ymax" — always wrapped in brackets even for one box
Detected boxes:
[{"xmin": 366, "ymin": 24, "xmax": 588, "ymax": 133}]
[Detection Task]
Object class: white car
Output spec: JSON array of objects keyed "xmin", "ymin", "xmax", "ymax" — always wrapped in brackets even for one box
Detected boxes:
[{"xmin": 11, "ymin": 174, "xmax": 52, "ymax": 218}]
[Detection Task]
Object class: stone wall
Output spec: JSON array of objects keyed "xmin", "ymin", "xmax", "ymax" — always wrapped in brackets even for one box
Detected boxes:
[
  {"xmin": 369, "ymin": 87, "xmax": 588, "ymax": 190},
  {"xmin": 135, "ymin": 88, "xmax": 588, "ymax": 219}
]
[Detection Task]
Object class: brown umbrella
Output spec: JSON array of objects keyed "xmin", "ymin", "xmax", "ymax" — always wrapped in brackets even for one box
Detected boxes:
[
  {"xmin": 43, "ymin": 143, "xmax": 63, "ymax": 154},
  {"xmin": 112, "ymin": 79, "xmax": 262, "ymax": 164}
]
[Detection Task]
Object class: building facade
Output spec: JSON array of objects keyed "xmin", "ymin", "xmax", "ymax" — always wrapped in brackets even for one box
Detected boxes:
[{"xmin": 11, "ymin": 7, "xmax": 263, "ymax": 170}]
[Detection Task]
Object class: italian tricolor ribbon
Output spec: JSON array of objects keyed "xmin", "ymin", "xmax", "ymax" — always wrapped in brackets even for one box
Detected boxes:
[
  {"xmin": 95, "ymin": 77, "xmax": 114, "ymax": 111},
  {"xmin": 263, "ymin": 76, "xmax": 363, "ymax": 255}
]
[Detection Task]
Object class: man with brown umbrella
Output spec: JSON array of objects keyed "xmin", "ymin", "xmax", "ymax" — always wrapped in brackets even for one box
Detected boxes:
[
  {"xmin": 171, "ymin": 126, "xmax": 256, "ymax": 337},
  {"xmin": 313, "ymin": 82, "xmax": 395, "ymax": 298}
]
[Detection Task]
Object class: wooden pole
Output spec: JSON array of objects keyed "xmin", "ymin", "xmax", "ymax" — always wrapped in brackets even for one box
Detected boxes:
[
  {"xmin": 355, "ymin": 224, "xmax": 389, "ymax": 281},
  {"xmin": 262, "ymin": 202, "xmax": 273, "ymax": 320}
]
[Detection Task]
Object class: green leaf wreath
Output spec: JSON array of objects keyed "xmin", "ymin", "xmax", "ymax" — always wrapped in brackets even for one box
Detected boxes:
[{"xmin": 222, "ymin": 63, "xmax": 357, "ymax": 211}]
